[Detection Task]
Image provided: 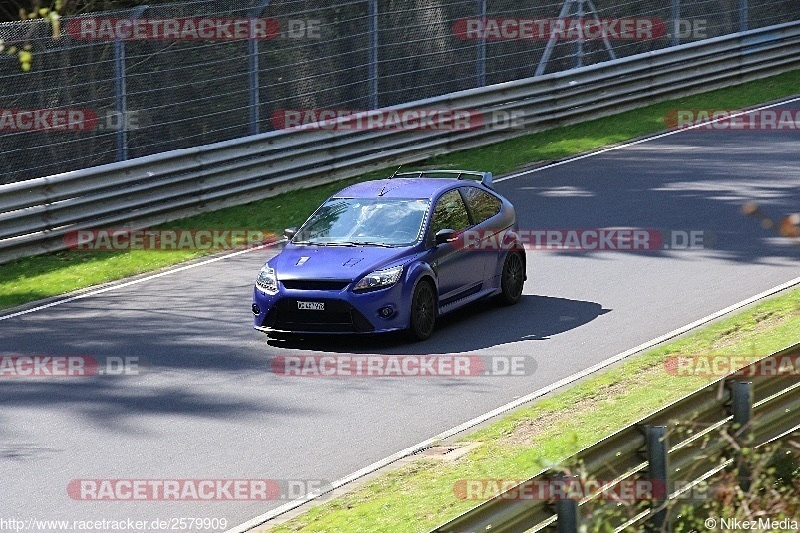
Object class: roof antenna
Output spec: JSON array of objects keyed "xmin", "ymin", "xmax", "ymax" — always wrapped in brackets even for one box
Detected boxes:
[{"xmin": 380, "ymin": 165, "xmax": 403, "ymax": 196}]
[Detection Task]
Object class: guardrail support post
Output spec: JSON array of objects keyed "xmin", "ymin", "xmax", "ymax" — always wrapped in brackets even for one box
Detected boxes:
[
  {"xmin": 552, "ymin": 475, "xmax": 579, "ymax": 533},
  {"xmin": 645, "ymin": 426, "xmax": 669, "ymax": 531},
  {"xmin": 476, "ymin": 0, "xmax": 486, "ymax": 87},
  {"xmin": 368, "ymin": 0, "xmax": 379, "ymax": 109},
  {"xmin": 729, "ymin": 380, "xmax": 753, "ymax": 492},
  {"xmin": 556, "ymin": 498, "xmax": 579, "ymax": 533}
]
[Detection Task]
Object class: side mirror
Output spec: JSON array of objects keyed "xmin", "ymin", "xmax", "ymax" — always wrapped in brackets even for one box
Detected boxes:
[
  {"xmin": 284, "ymin": 227, "xmax": 298, "ymax": 240},
  {"xmin": 435, "ymin": 229, "xmax": 457, "ymax": 245}
]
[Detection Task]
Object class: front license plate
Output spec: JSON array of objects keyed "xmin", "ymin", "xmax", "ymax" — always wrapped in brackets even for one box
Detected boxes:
[{"xmin": 297, "ymin": 301, "xmax": 325, "ymax": 311}]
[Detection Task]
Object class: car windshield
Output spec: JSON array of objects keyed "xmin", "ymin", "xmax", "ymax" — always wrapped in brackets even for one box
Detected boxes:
[{"xmin": 293, "ymin": 197, "xmax": 430, "ymax": 246}]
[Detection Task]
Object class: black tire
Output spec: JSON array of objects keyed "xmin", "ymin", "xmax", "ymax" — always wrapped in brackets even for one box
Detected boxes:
[
  {"xmin": 408, "ymin": 280, "xmax": 436, "ymax": 341},
  {"xmin": 499, "ymin": 251, "xmax": 525, "ymax": 305}
]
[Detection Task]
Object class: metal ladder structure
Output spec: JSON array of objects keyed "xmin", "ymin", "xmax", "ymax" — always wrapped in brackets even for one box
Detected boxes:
[{"xmin": 535, "ymin": 0, "xmax": 617, "ymax": 76}]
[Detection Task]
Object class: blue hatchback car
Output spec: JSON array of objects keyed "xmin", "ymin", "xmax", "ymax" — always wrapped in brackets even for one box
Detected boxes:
[{"xmin": 252, "ymin": 170, "xmax": 526, "ymax": 340}]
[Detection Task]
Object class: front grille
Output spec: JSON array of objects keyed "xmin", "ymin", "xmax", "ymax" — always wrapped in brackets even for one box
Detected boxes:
[
  {"xmin": 281, "ymin": 280, "xmax": 350, "ymax": 291},
  {"xmin": 264, "ymin": 298, "xmax": 374, "ymax": 333}
]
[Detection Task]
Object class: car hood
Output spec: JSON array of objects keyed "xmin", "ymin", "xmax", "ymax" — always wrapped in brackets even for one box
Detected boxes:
[{"xmin": 271, "ymin": 244, "xmax": 416, "ymax": 282}]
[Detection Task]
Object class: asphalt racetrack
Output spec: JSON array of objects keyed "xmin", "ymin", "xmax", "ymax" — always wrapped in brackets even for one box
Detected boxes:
[{"xmin": 2, "ymin": 108, "xmax": 799, "ymax": 530}]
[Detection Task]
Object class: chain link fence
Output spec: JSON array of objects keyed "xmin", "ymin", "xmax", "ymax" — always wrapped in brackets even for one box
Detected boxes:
[{"xmin": 1, "ymin": 0, "xmax": 799, "ymax": 184}]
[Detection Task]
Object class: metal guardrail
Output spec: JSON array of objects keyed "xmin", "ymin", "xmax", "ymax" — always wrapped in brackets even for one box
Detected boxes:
[
  {"xmin": 2, "ymin": 21, "xmax": 800, "ymax": 263},
  {"xmin": 429, "ymin": 342, "xmax": 800, "ymax": 533}
]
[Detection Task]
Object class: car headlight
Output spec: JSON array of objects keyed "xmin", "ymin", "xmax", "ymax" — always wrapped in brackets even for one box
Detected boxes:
[
  {"xmin": 256, "ymin": 266, "xmax": 278, "ymax": 294},
  {"xmin": 354, "ymin": 265, "xmax": 403, "ymax": 292}
]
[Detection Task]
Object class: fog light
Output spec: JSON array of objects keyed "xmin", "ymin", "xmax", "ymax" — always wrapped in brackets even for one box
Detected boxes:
[
  {"xmin": 252, "ymin": 304, "xmax": 261, "ymax": 315},
  {"xmin": 378, "ymin": 306, "xmax": 394, "ymax": 318}
]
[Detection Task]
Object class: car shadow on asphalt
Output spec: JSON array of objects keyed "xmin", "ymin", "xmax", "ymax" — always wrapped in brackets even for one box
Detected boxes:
[{"xmin": 264, "ymin": 294, "xmax": 611, "ymax": 355}]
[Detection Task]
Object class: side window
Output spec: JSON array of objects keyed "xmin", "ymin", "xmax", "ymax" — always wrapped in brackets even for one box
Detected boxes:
[
  {"xmin": 429, "ymin": 189, "xmax": 471, "ymax": 241},
  {"xmin": 463, "ymin": 186, "xmax": 502, "ymax": 224}
]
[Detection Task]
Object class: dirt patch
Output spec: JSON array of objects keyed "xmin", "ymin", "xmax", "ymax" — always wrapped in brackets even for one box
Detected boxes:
[
  {"xmin": 709, "ymin": 311, "xmax": 795, "ymax": 352},
  {"xmin": 502, "ymin": 379, "xmax": 634, "ymax": 447}
]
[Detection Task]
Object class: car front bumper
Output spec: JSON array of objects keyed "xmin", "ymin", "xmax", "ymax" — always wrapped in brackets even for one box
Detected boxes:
[{"xmin": 252, "ymin": 281, "xmax": 411, "ymax": 334}]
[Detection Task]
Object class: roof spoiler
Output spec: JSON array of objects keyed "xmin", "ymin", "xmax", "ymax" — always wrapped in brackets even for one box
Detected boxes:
[{"xmin": 392, "ymin": 169, "xmax": 494, "ymax": 188}]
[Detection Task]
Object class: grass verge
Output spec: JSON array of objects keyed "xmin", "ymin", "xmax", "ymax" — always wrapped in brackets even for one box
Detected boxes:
[
  {"xmin": 263, "ymin": 287, "xmax": 800, "ymax": 533},
  {"xmin": 2, "ymin": 69, "xmax": 800, "ymax": 310}
]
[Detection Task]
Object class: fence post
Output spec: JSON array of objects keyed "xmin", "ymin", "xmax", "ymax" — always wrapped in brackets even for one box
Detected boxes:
[
  {"xmin": 645, "ymin": 426, "xmax": 669, "ymax": 531},
  {"xmin": 248, "ymin": 1, "xmax": 272, "ymax": 136},
  {"xmin": 729, "ymin": 380, "xmax": 753, "ymax": 492},
  {"xmin": 739, "ymin": 0, "xmax": 748, "ymax": 32},
  {"xmin": 574, "ymin": 0, "xmax": 584, "ymax": 69},
  {"xmin": 476, "ymin": 0, "xmax": 486, "ymax": 87},
  {"xmin": 247, "ymin": 39, "xmax": 259, "ymax": 135},
  {"xmin": 113, "ymin": 5, "xmax": 148, "ymax": 162},
  {"xmin": 368, "ymin": 0, "xmax": 379, "ymax": 109},
  {"xmin": 670, "ymin": 0, "xmax": 680, "ymax": 47},
  {"xmin": 113, "ymin": 40, "xmax": 126, "ymax": 162}
]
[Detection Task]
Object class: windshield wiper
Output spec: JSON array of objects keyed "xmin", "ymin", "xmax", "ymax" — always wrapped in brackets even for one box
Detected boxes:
[
  {"xmin": 340, "ymin": 241, "xmax": 394, "ymax": 247},
  {"xmin": 293, "ymin": 241, "xmax": 349, "ymax": 246},
  {"xmin": 295, "ymin": 240, "xmax": 395, "ymax": 247}
]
